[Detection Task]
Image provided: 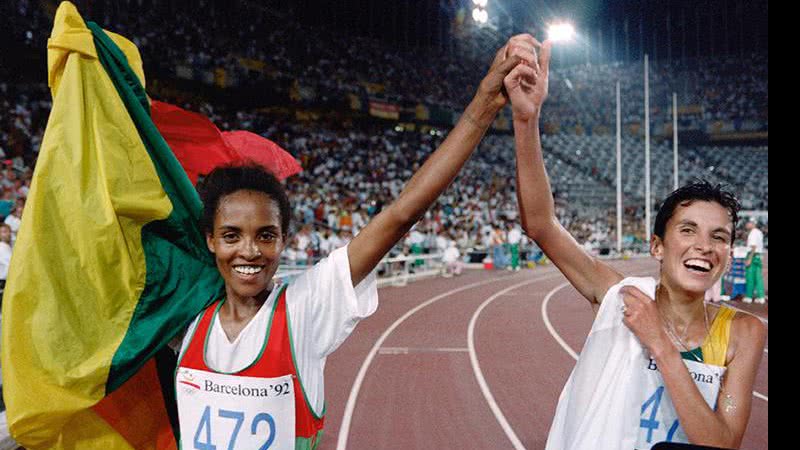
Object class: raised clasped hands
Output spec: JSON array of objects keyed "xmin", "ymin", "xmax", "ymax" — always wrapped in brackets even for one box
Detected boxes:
[
  {"xmin": 501, "ymin": 34, "xmax": 552, "ymax": 122},
  {"xmin": 477, "ymin": 34, "xmax": 547, "ymax": 112}
]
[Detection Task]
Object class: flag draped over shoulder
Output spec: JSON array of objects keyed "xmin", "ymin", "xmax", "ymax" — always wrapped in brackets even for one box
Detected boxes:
[{"xmin": 1, "ymin": 2, "xmax": 224, "ymax": 448}]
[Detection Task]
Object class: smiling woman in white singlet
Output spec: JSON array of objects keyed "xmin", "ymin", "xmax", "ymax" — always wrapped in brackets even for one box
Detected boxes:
[{"xmin": 500, "ymin": 35, "xmax": 767, "ymax": 449}]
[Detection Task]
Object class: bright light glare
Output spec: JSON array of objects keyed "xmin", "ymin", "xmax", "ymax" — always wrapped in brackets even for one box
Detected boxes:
[
  {"xmin": 472, "ymin": 7, "xmax": 488, "ymax": 23},
  {"xmin": 472, "ymin": 0, "xmax": 488, "ymax": 6},
  {"xmin": 547, "ymin": 23, "xmax": 575, "ymax": 42}
]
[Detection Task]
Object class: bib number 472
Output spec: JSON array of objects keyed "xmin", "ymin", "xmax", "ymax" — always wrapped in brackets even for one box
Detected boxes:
[{"xmin": 194, "ymin": 405, "xmax": 277, "ymax": 450}]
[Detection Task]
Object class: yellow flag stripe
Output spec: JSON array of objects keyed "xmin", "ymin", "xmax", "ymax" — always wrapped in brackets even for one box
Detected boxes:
[{"xmin": 1, "ymin": 2, "xmax": 171, "ymax": 447}]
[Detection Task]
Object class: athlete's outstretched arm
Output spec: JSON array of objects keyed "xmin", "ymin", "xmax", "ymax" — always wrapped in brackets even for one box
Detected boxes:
[
  {"xmin": 506, "ymin": 36, "xmax": 622, "ymax": 304},
  {"xmin": 347, "ymin": 36, "xmax": 535, "ymax": 286}
]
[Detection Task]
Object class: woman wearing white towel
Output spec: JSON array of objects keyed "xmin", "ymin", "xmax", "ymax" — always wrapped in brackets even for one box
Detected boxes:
[{"xmin": 504, "ymin": 34, "xmax": 766, "ymax": 449}]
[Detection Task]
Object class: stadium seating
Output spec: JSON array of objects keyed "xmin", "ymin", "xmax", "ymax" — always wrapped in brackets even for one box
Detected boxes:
[{"xmin": 0, "ymin": 1, "xmax": 768, "ymax": 253}]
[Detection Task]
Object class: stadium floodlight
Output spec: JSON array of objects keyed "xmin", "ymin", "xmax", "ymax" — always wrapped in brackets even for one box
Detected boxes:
[
  {"xmin": 472, "ymin": 0, "xmax": 488, "ymax": 7},
  {"xmin": 472, "ymin": 7, "xmax": 488, "ymax": 24},
  {"xmin": 547, "ymin": 22, "xmax": 576, "ymax": 42}
]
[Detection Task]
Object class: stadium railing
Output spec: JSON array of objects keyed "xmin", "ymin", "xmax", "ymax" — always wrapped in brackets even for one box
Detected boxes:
[
  {"xmin": 375, "ymin": 253, "xmax": 444, "ymax": 288},
  {"xmin": 274, "ymin": 252, "xmax": 445, "ymax": 288}
]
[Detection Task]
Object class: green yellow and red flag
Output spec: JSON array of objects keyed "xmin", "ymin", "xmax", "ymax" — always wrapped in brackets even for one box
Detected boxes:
[{"xmin": 1, "ymin": 2, "xmax": 225, "ymax": 448}]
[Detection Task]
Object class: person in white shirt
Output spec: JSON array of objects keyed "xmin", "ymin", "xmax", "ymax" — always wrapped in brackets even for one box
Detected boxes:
[
  {"xmin": 506, "ymin": 35, "xmax": 765, "ymax": 449},
  {"xmin": 3, "ymin": 201, "xmax": 23, "ymax": 245},
  {"xmin": 435, "ymin": 232, "xmax": 449, "ymax": 254},
  {"xmin": 293, "ymin": 224, "xmax": 312, "ymax": 265},
  {"xmin": 441, "ymin": 239, "xmax": 462, "ymax": 277},
  {"xmin": 480, "ymin": 222, "xmax": 493, "ymax": 249},
  {"xmin": 0, "ymin": 223, "xmax": 12, "ymax": 297},
  {"xmin": 318, "ymin": 229, "xmax": 333, "ymax": 257},
  {"xmin": 351, "ymin": 207, "xmax": 366, "ymax": 234},
  {"xmin": 174, "ymin": 39, "xmax": 529, "ymax": 448},
  {"xmin": 743, "ymin": 219, "xmax": 765, "ymax": 304},
  {"xmin": 326, "ymin": 229, "xmax": 345, "ymax": 252},
  {"xmin": 406, "ymin": 226, "xmax": 426, "ymax": 268},
  {"xmin": 339, "ymin": 227, "xmax": 353, "ymax": 247},
  {"xmin": 507, "ymin": 223, "xmax": 523, "ymax": 271}
]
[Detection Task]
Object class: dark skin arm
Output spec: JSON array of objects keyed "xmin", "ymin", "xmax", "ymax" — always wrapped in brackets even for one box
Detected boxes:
[
  {"xmin": 505, "ymin": 36, "xmax": 623, "ymax": 305},
  {"xmin": 347, "ymin": 36, "xmax": 537, "ymax": 286}
]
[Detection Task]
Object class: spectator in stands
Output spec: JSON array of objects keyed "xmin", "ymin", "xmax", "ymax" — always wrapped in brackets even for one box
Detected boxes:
[
  {"xmin": 490, "ymin": 223, "xmax": 507, "ymax": 269},
  {"xmin": 0, "ymin": 223, "xmax": 11, "ymax": 294},
  {"xmin": 506, "ymin": 36, "xmax": 766, "ymax": 449},
  {"xmin": 442, "ymin": 238, "xmax": 462, "ymax": 277},
  {"xmin": 323, "ymin": 228, "xmax": 344, "ymax": 256},
  {"xmin": 0, "ymin": 2, "xmax": 768, "ymax": 269},
  {"xmin": 3, "ymin": 200, "xmax": 23, "ymax": 244},
  {"xmin": 507, "ymin": 222, "xmax": 523, "ymax": 271},
  {"xmin": 339, "ymin": 227, "xmax": 354, "ymax": 248},
  {"xmin": 406, "ymin": 225, "xmax": 426, "ymax": 267},
  {"xmin": 743, "ymin": 218, "xmax": 765, "ymax": 304},
  {"xmin": 292, "ymin": 224, "xmax": 312, "ymax": 266},
  {"xmin": 351, "ymin": 206, "xmax": 366, "ymax": 234}
]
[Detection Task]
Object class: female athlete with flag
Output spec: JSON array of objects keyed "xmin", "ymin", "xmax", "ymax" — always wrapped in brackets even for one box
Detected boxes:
[
  {"xmin": 502, "ymin": 35, "xmax": 766, "ymax": 449},
  {"xmin": 171, "ymin": 35, "xmax": 537, "ymax": 450}
]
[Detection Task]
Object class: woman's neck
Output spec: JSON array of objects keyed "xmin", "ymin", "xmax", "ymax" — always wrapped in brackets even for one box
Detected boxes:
[
  {"xmin": 655, "ymin": 280, "xmax": 706, "ymax": 329},
  {"xmin": 222, "ymin": 285, "xmax": 273, "ymax": 319}
]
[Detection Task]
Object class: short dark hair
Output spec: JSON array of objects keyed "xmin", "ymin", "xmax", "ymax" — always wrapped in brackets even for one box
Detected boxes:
[
  {"xmin": 653, "ymin": 180, "xmax": 740, "ymax": 240},
  {"xmin": 198, "ymin": 164, "xmax": 291, "ymax": 237}
]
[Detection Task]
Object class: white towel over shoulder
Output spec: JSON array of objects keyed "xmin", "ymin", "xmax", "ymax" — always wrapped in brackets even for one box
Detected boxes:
[{"xmin": 545, "ymin": 276, "xmax": 656, "ymax": 450}]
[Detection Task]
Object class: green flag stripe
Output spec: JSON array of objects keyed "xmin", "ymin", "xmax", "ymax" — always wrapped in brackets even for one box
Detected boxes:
[
  {"xmin": 87, "ymin": 21, "xmax": 203, "ymax": 236},
  {"xmin": 87, "ymin": 22, "xmax": 224, "ymax": 394}
]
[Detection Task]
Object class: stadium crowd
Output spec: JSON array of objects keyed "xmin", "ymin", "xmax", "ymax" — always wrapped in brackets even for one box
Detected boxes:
[
  {"xmin": 7, "ymin": 1, "xmax": 768, "ymax": 131},
  {"xmin": 2, "ymin": 0, "xmax": 768, "ymax": 267},
  {"xmin": 0, "ymin": 83, "xmax": 767, "ymax": 268}
]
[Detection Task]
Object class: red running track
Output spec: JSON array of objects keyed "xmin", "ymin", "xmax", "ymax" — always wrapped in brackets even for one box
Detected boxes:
[{"xmin": 319, "ymin": 257, "xmax": 768, "ymax": 449}]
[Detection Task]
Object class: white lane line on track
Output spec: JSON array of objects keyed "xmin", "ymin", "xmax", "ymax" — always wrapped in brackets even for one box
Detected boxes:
[
  {"xmin": 467, "ymin": 277, "xmax": 561, "ymax": 450},
  {"xmin": 378, "ymin": 347, "xmax": 470, "ymax": 354},
  {"xmin": 541, "ymin": 282, "xmax": 578, "ymax": 360},
  {"xmin": 541, "ymin": 282, "xmax": 769, "ymax": 402},
  {"xmin": 336, "ymin": 271, "xmax": 538, "ymax": 450}
]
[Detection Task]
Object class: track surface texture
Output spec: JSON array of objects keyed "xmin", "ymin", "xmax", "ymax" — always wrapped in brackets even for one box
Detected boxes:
[{"xmin": 319, "ymin": 256, "xmax": 769, "ymax": 449}]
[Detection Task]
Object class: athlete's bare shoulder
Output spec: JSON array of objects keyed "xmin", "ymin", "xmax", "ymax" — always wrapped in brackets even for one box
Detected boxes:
[{"xmin": 726, "ymin": 306, "xmax": 767, "ymax": 365}]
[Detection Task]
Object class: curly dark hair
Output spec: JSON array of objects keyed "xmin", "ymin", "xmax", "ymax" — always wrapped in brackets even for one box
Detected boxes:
[
  {"xmin": 653, "ymin": 180, "xmax": 740, "ymax": 241},
  {"xmin": 197, "ymin": 164, "xmax": 291, "ymax": 237}
]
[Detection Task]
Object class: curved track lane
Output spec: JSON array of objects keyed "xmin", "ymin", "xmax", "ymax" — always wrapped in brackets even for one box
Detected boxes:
[{"xmin": 319, "ymin": 257, "xmax": 768, "ymax": 449}]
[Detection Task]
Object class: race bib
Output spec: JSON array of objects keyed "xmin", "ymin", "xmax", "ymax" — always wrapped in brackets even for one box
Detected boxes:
[
  {"xmin": 636, "ymin": 357, "xmax": 725, "ymax": 449},
  {"xmin": 177, "ymin": 367, "xmax": 296, "ymax": 450}
]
